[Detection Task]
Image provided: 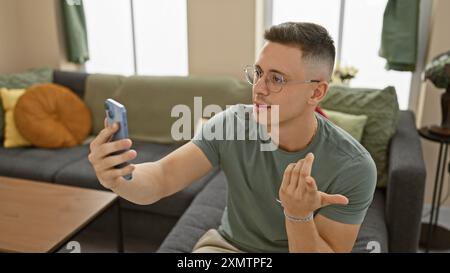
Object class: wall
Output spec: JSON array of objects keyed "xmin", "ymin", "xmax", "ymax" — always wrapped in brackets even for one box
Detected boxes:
[
  {"xmin": 187, "ymin": 0, "xmax": 257, "ymax": 79},
  {"xmin": 15, "ymin": 0, "xmax": 62, "ymax": 71},
  {"xmin": 0, "ymin": 0, "xmax": 79, "ymax": 74},
  {"xmin": 0, "ymin": 0, "xmax": 258, "ymax": 78},
  {"xmin": 417, "ymin": 0, "xmax": 450, "ymax": 206},
  {"xmin": 0, "ymin": 0, "xmax": 22, "ymax": 73}
]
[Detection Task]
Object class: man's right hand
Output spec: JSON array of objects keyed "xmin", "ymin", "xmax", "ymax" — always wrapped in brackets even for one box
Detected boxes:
[{"xmin": 88, "ymin": 119, "xmax": 137, "ymax": 190}]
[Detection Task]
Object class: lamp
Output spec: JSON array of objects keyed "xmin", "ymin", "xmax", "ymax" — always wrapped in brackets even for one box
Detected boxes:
[{"xmin": 424, "ymin": 50, "xmax": 450, "ymax": 136}]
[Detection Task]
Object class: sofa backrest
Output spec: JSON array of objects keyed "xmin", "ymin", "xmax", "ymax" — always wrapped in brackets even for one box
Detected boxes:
[
  {"xmin": 74, "ymin": 73, "xmax": 252, "ymax": 144},
  {"xmin": 53, "ymin": 70, "xmax": 88, "ymax": 99}
]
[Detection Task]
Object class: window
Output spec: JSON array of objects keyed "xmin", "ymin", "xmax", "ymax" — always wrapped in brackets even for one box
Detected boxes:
[
  {"xmin": 84, "ymin": 0, "xmax": 134, "ymax": 75},
  {"xmin": 84, "ymin": 0, "xmax": 188, "ymax": 76},
  {"xmin": 133, "ymin": 0, "xmax": 188, "ymax": 76},
  {"xmin": 272, "ymin": 0, "xmax": 341, "ymax": 48},
  {"xmin": 272, "ymin": 0, "xmax": 412, "ymax": 109}
]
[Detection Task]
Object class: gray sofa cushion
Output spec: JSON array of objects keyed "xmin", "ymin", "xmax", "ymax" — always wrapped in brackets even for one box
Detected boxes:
[
  {"xmin": 157, "ymin": 171, "xmax": 388, "ymax": 253},
  {"xmin": 0, "ymin": 145, "xmax": 88, "ymax": 182},
  {"xmin": 158, "ymin": 171, "xmax": 227, "ymax": 253},
  {"xmin": 54, "ymin": 141, "xmax": 178, "ymax": 190},
  {"xmin": 54, "ymin": 141, "xmax": 218, "ymax": 217}
]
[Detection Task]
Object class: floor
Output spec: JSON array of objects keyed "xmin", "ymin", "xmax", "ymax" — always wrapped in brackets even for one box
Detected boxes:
[{"xmin": 419, "ymin": 205, "xmax": 450, "ymax": 253}]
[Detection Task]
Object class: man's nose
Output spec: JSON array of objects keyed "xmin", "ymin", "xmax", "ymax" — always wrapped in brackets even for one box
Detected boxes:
[{"xmin": 253, "ymin": 77, "xmax": 270, "ymax": 96}]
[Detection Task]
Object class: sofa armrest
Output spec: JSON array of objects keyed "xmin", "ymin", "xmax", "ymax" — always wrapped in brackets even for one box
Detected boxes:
[{"xmin": 386, "ymin": 110, "xmax": 426, "ymax": 252}]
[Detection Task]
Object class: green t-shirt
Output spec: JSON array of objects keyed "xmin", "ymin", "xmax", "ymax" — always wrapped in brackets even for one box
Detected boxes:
[{"xmin": 192, "ymin": 104, "xmax": 377, "ymax": 252}]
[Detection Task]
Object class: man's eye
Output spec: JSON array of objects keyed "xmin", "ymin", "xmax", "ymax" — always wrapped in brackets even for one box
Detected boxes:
[
  {"xmin": 271, "ymin": 74, "xmax": 284, "ymax": 84},
  {"xmin": 255, "ymin": 70, "xmax": 263, "ymax": 78}
]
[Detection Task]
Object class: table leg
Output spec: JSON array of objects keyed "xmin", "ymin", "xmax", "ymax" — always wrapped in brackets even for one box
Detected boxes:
[
  {"xmin": 425, "ymin": 142, "xmax": 444, "ymax": 252},
  {"xmin": 434, "ymin": 144, "xmax": 449, "ymax": 227},
  {"xmin": 421, "ymin": 142, "xmax": 450, "ymax": 252},
  {"xmin": 116, "ymin": 200, "xmax": 124, "ymax": 253}
]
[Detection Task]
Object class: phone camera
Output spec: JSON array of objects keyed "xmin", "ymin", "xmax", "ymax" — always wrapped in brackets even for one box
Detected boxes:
[{"xmin": 108, "ymin": 109, "xmax": 114, "ymax": 119}]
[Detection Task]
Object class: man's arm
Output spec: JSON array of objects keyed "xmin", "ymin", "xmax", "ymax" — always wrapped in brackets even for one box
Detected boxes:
[
  {"xmin": 89, "ymin": 122, "xmax": 213, "ymax": 205},
  {"xmin": 285, "ymin": 214, "xmax": 360, "ymax": 253}
]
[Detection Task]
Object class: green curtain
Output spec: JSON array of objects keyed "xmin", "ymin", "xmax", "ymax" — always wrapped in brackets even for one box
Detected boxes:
[
  {"xmin": 379, "ymin": 0, "xmax": 420, "ymax": 72},
  {"xmin": 61, "ymin": 0, "xmax": 90, "ymax": 64}
]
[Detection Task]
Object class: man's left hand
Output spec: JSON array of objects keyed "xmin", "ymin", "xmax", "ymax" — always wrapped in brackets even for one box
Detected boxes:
[{"xmin": 279, "ymin": 153, "xmax": 349, "ymax": 218}]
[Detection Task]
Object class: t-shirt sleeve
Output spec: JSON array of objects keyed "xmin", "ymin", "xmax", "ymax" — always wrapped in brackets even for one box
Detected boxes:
[
  {"xmin": 316, "ymin": 152, "xmax": 377, "ymax": 225},
  {"xmin": 191, "ymin": 110, "xmax": 226, "ymax": 167}
]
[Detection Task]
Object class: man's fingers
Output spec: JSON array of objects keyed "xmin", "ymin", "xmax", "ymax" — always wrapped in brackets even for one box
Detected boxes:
[
  {"xmin": 320, "ymin": 192, "xmax": 349, "ymax": 207},
  {"xmin": 304, "ymin": 176, "xmax": 318, "ymax": 192},
  {"xmin": 300, "ymin": 153, "xmax": 314, "ymax": 179},
  {"xmin": 96, "ymin": 139, "xmax": 133, "ymax": 160},
  {"xmin": 289, "ymin": 159, "xmax": 303, "ymax": 190},
  {"xmin": 103, "ymin": 164, "xmax": 136, "ymax": 181},
  {"xmin": 281, "ymin": 163, "xmax": 296, "ymax": 188},
  {"xmin": 90, "ymin": 123, "xmax": 119, "ymax": 149},
  {"xmin": 96, "ymin": 149, "xmax": 137, "ymax": 171}
]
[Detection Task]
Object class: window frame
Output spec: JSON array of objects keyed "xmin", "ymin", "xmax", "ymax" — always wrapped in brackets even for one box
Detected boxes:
[{"xmin": 266, "ymin": 0, "xmax": 433, "ymax": 111}]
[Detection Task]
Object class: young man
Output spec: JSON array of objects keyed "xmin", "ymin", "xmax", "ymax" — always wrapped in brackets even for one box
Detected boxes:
[{"xmin": 88, "ymin": 22, "xmax": 376, "ymax": 253}]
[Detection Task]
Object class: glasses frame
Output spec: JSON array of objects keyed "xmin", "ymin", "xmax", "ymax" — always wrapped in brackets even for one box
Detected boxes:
[{"xmin": 244, "ymin": 65, "xmax": 321, "ymax": 93}]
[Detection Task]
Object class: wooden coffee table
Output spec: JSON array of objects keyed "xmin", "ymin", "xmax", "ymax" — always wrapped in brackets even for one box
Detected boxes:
[{"xmin": 0, "ymin": 176, "xmax": 123, "ymax": 253}]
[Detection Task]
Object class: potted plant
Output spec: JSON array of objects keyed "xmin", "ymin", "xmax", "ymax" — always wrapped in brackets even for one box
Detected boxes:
[
  {"xmin": 332, "ymin": 64, "xmax": 358, "ymax": 86},
  {"xmin": 424, "ymin": 50, "xmax": 450, "ymax": 136}
]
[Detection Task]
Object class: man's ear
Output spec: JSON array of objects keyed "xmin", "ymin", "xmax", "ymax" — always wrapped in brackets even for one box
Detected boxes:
[{"xmin": 308, "ymin": 81, "xmax": 329, "ymax": 106}]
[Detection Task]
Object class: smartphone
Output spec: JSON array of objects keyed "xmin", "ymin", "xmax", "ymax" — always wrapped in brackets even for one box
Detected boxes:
[{"xmin": 104, "ymin": 98, "xmax": 132, "ymax": 181}]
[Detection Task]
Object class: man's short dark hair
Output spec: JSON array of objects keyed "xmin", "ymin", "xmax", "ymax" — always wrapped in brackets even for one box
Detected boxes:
[{"xmin": 264, "ymin": 22, "xmax": 336, "ymax": 79}]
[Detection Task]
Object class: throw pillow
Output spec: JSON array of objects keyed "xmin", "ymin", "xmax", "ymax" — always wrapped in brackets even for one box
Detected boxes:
[
  {"xmin": 0, "ymin": 67, "xmax": 53, "ymax": 89},
  {"xmin": 320, "ymin": 85, "xmax": 399, "ymax": 188},
  {"xmin": 0, "ymin": 88, "xmax": 32, "ymax": 148},
  {"xmin": 322, "ymin": 109, "xmax": 368, "ymax": 142},
  {"xmin": 14, "ymin": 83, "xmax": 92, "ymax": 148},
  {"xmin": 0, "ymin": 67, "xmax": 53, "ymax": 142}
]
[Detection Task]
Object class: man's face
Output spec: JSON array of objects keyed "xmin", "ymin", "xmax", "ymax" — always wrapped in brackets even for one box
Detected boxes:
[{"xmin": 252, "ymin": 42, "xmax": 316, "ymax": 126}]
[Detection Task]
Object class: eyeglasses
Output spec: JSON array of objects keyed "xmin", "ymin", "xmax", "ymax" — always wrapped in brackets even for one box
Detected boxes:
[{"xmin": 244, "ymin": 65, "xmax": 320, "ymax": 93}]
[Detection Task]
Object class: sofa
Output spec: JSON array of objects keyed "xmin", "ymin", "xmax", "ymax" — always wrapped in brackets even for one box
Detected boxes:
[{"xmin": 0, "ymin": 70, "xmax": 426, "ymax": 252}]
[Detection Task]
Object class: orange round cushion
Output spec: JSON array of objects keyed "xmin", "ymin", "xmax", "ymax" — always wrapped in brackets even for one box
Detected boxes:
[{"xmin": 14, "ymin": 83, "xmax": 92, "ymax": 148}]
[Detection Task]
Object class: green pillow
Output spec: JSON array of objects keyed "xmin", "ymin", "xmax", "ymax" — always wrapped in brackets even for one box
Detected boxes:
[
  {"xmin": 0, "ymin": 67, "xmax": 53, "ymax": 142},
  {"xmin": 0, "ymin": 67, "xmax": 53, "ymax": 89},
  {"xmin": 322, "ymin": 109, "xmax": 368, "ymax": 142},
  {"xmin": 320, "ymin": 85, "xmax": 399, "ymax": 188}
]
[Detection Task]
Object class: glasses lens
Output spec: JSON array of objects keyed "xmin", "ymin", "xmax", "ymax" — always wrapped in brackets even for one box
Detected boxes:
[
  {"xmin": 245, "ymin": 66, "xmax": 256, "ymax": 85},
  {"xmin": 244, "ymin": 66, "xmax": 284, "ymax": 93},
  {"xmin": 267, "ymin": 72, "xmax": 284, "ymax": 93}
]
